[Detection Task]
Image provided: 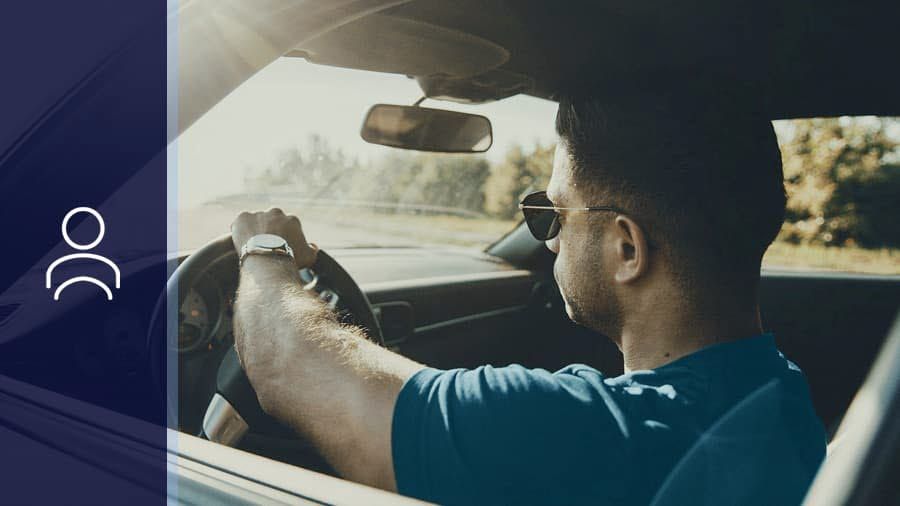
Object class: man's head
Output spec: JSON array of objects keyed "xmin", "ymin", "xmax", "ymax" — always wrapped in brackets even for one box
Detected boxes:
[{"xmin": 546, "ymin": 92, "xmax": 786, "ymax": 338}]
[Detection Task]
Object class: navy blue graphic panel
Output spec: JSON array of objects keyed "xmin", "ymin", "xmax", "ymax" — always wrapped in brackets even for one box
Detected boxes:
[{"xmin": 0, "ymin": 1, "xmax": 168, "ymax": 503}]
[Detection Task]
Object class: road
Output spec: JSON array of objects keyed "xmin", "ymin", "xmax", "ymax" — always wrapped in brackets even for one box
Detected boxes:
[{"xmin": 178, "ymin": 202, "xmax": 516, "ymax": 252}]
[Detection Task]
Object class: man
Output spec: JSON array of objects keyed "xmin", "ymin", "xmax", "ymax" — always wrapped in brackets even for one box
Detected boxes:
[{"xmin": 230, "ymin": 93, "xmax": 827, "ymax": 505}]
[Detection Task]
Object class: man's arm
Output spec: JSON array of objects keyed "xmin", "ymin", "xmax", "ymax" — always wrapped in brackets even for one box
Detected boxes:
[{"xmin": 231, "ymin": 209, "xmax": 424, "ymax": 491}]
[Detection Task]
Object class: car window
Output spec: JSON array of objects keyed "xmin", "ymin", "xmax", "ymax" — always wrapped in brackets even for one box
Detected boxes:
[
  {"xmin": 767, "ymin": 116, "xmax": 900, "ymax": 274},
  {"xmin": 177, "ymin": 57, "xmax": 558, "ymax": 251}
]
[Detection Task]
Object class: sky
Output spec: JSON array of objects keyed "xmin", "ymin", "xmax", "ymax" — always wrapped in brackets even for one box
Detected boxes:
[{"xmin": 177, "ymin": 57, "xmax": 560, "ymax": 207}]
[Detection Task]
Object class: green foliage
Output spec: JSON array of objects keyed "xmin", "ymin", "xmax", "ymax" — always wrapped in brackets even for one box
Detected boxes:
[
  {"xmin": 828, "ymin": 164, "xmax": 900, "ymax": 248},
  {"xmin": 483, "ymin": 142, "xmax": 555, "ymax": 219},
  {"xmin": 778, "ymin": 117, "xmax": 900, "ymax": 248}
]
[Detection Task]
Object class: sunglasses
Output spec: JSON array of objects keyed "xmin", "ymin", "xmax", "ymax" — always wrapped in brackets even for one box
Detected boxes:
[{"xmin": 518, "ymin": 191, "xmax": 623, "ymax": 241}]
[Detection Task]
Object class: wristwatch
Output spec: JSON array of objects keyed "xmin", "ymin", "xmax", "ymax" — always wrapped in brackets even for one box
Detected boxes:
[{"xmin": 239, "ymin": 234, "xmax": 294, "ymax": 266}]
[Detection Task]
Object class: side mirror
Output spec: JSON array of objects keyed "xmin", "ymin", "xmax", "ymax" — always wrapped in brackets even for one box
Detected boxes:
[{"xmin": 360, "ymin": 103, "xmax": 492, "ymax": 153}]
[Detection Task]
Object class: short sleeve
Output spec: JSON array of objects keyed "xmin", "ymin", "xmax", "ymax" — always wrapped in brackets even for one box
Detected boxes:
[{"xmin": 391, "ymin": 365, "xmax": 631, "ymax": 505}]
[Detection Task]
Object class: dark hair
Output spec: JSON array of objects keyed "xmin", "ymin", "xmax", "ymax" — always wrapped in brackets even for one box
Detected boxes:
[{"xmin": 555, "ymin": 91, "xmax": 786, "ymax": 287}]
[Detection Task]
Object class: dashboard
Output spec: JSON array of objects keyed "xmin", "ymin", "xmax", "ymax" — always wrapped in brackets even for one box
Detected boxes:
[
  {"xmin": 176, "ymin": 247, "xmax": 532, "ymax": 355},
  {"xmin": 179, "ymin": 283, "xmax": 226, "ymax": 353},
  {"xmin": 177, "ymin": 264, "xmax": 361, "ymax": 356}
]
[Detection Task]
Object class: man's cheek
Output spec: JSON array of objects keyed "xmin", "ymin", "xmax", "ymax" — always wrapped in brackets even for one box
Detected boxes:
[
  {"xmin": 555, "ymin": 263, "xmax": 578, "ymax": 321},
  {"xmin": 553, "ymin": 255, "xmax": 571, "ymax": 300},
  {"xmin": 552, "ymin": 256, "xmax": 562, "ymax": 290}
]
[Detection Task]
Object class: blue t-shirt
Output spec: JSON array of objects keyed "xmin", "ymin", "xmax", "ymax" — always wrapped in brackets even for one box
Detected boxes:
[{"xmin": 391, "ymin": 334, "xmax": 827, "ymax": 505}]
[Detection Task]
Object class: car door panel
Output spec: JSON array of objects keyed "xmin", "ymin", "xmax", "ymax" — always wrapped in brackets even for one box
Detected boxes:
[{"xmin": 759, "ymin": 271, "xmax": 900, "ymax": 433}]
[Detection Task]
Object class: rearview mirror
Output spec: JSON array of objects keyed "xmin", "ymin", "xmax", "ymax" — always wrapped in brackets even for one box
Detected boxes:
[{"xmin": 360, "ymin": 104, "xmax": 492, "ymax": 153}]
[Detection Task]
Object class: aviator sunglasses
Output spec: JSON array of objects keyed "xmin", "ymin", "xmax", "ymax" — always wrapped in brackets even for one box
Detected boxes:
[{"xmin": 518, "ymin": 190, "xmax": 624, "ymax": 241}]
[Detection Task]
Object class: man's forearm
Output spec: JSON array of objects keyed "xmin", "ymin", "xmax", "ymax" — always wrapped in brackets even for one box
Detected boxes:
[{"xmin": 234, "ymin": 254, "xmax": 423, "ymax": 490}]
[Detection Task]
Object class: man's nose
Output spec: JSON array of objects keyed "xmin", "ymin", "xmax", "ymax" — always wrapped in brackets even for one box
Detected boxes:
[{"xmin": 545, "ymin": 236, "xmax": 560, "ymax": 254}]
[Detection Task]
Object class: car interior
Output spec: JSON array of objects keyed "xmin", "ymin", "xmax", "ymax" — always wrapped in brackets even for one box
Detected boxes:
[
  {"xmin": 171, "ymin": 0, "xmax": 900, "ymax": 467},
  {"xmin": 1, "ymin": 0, "xmax": 897, "ymax": 503}
]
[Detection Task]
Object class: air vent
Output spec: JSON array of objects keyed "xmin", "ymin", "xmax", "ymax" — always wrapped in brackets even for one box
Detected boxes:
[
  {"xmin": 0, "ymin": 303, "xmax": 21, "ymax": 326},
  {"xmin": 373, "ymin": 301, "xmax": 415, "ymax": 347}
]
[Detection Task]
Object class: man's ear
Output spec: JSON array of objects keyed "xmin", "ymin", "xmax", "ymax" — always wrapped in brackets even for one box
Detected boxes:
[{"xmin": 612, "ymin": 215, "xmax": 650, "ymax": 283}]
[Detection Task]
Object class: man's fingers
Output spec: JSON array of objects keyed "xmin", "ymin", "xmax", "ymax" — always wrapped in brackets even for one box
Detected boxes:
[{"xmin": 298, "ymin": 241, "xmax": 319, "ymax": 268}]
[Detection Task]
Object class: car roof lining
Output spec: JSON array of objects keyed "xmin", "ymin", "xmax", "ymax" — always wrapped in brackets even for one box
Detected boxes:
[{"xmin": 287, "ymin": 0, "xmax": 900, "ymax": 118}]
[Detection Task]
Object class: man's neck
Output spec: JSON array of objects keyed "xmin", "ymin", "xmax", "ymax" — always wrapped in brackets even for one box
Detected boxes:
[{"xmin": 617, "ymin": 301, "xmax": 764, "ymax": 372}]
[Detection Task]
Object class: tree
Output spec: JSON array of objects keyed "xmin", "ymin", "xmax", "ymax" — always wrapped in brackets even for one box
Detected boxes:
[
  {"xmin": 778, "ymin": 117, "xmax": 900, "ymax": 248},
  {"xmin": 351, "ymin": 151, "xmax": 491, "ymax": 215},
  {"xmin": 244, "ymin": 134, "xmax": 360, "ymax": 199},
  {"xmin": 484, "ymin": 142, "xmax": 555, "ymax": 219}
]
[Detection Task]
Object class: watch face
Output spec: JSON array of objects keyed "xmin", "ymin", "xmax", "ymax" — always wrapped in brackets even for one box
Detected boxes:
[{"xmin": 253, "ymin": 234, "xmax": 286, "ymax": 249}]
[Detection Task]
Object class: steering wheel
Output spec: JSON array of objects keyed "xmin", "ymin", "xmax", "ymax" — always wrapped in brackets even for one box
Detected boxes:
[{"xmin": 147, "ymin": 233, "xmax": 384, "ymax": 446}]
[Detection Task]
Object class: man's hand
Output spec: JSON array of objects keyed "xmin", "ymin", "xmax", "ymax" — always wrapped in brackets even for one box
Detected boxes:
[
  {"xmin": 231, "ymin": 208, "xmax": 318, "ymax": 269},
  {"xmin": 229, "ymin": 208, "xmax": 424, "ymax": 491}
]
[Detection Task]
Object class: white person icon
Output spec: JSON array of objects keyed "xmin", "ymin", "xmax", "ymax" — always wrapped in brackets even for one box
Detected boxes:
[{"xmin": 46, "ymin": 207, "xmax": 120, "ymax": 301}]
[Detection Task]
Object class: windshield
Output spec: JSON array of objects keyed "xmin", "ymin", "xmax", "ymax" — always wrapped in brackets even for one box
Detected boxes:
[
  {"xmin": 179, "ymin": 58, "xmax": 899, "ymax": 275},
  {"xmin": 178, "ymin": 58, "xmax": 558, "ymax": 251}
]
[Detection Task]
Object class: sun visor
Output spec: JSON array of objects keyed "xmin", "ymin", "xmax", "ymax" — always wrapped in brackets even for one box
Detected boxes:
[{"xmin": 288, "ymin": 14, "xmax": 508, "ymax": 79}]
